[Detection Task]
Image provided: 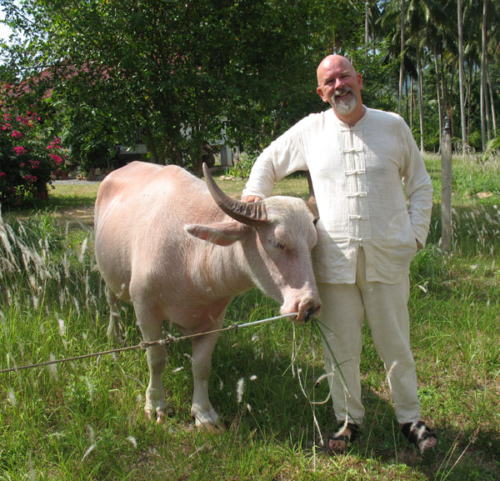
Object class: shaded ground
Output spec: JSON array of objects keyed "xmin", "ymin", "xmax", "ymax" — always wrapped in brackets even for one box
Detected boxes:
[
  {"xmin": 56, "ymin": 204, "xmax": 95, "ymax": 228},
  {"xmin": 51, "ymin": 179, "xmax": 98, "ymax": 229},
  {"xmin": 1, "ymin": 180, "xmax": 98, "ymax": 229}
]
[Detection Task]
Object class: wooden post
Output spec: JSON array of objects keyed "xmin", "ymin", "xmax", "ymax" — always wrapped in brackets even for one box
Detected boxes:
[{"xmin": 440, "ymin": 115, "xmax": 453, "ymax": 251}]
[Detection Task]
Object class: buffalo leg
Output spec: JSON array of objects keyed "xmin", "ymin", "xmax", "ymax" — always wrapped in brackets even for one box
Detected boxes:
[
  {"xmin": 135, "ymin": 304, "xmax": 168, "ymax": 423},
  {"xmin": 105, "ymin": 287, "xmax": 122, "ymax": 339},
  {"xmin": 190, "ymin": 313, "xmax": 225, "ymax": 432}
]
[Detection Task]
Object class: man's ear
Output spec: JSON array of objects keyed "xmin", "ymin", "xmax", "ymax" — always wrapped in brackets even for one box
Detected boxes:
[
  {"xmin": 316, "ymin": 86, "xmax": 328, "ymax": 103},
  {"xmin": 185, "ymin": 221, "xmax": 251, "ymax": 246},
  {"xmin": 357, "ymin": 72, "xmax": 363, "ymax": 90}
]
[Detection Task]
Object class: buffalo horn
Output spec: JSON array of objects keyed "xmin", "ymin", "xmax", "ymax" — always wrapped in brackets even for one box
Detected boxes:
[{"xmin": 203, "ymin": 163, "xmax": 269, "ymax": 227}]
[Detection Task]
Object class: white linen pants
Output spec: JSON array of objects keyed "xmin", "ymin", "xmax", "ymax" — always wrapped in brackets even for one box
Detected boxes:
[{"xmin": 317, "ymin": 248, "xmax": 421, "ymax": 426}]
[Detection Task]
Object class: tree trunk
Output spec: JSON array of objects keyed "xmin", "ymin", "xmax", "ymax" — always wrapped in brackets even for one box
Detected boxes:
[
  {"xmin": 433, "ymin": 45, "xmax": 443, "ymax": 153},
  {"xmin": 365, "ymin": 1, "xmax": 370, "ymax": 50},
  {"xmin": 399, "ymin": 0, "xmax": 406, "ymax": 116},
  {"xmin": 410, "ymin": 76, "xmax": 414, "ymax": 129},
  {"xmin": 440, "ymin": 117, "xmax": 453, "ymax": 251},
  {"xmin": 488, "ymin": 68, "xmax": 498, "ymax": 137},
  {"xmin": 417, "ymin": 44, "xmax": 425, "ymax": 152},
  {"xmin": 467, "ymin": 61, "xmax": 473, "ymax": 142},
  {"xmin": 405, "ymin": 76, "xmax": 409, "ymax": 122},
  {"xmin": 441, "ymin": 54, "xmax": 448, "ymax": 117},
  {"xmin": 480, "ymin": 0, "xmax": 488, "ymax": 151},
  {"xmin": 457, "ymin": 0, "xmax": 468, "ymax": 153},
  {"xmin": 448, "ymin": 65, "xmax": 455, "ymax": 139}
]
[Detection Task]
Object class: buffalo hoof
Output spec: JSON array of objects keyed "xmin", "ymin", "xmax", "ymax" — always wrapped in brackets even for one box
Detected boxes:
[
  {"xmin": 192, "ymin": 406, "xmax": 225, "ymax": 433},
  {"xmin": 196, "ymin": 421, "xmax": 226, "ymax": 434},
  {"xmin": 145, "ymin": 407, "xmax": 166, "ymax": 425}
]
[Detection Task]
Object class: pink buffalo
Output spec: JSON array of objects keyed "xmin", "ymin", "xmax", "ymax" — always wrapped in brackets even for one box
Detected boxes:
[{"xmin": 94, "ymin": 161, "xmax": 321, "ymax": 430}]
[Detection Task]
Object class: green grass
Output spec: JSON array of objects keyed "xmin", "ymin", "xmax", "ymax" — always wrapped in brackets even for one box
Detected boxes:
[{"xmin": 0, "ymin": 155, "xmax": 499, "ymax": 480}]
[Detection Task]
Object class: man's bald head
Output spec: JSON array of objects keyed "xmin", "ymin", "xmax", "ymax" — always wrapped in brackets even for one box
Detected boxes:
[
  {"xmin": 316, "ymin": 54, "xmax": 365, "ymax": 126},
  {"xmin": 316, "ymin": 55, "xmax": 357, "ymax": 85}
]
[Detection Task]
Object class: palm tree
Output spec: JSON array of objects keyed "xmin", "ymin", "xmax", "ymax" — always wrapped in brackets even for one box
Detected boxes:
[
  {"xmin": 382, "ymin": 0, "xmax": 449, "ymax": 151},
  {"xmin": 399, "ymin": 0, "xmax": 406, "ymax": 115},
  {"xmin": 457, "ymin": 0, "xmax": 467, "ymax": 152},
  {"xmin": 420, "ymin": 1, "xmax": 456, "ymax": 151}
]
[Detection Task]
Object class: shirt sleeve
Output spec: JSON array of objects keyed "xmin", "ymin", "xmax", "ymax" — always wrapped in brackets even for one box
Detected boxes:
[
  {"xmin": 400, "ymin": 119, "xmax": 434, "ymax": 246},
  {"xmin": 242, "ymin": 119, "xmax": 309, "ymax": 199}
]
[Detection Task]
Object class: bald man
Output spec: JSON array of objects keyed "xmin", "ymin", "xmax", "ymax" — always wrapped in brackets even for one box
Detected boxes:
[{"xmin": 242, "ymin": 55, "xmax": 437, "ymax": 454}]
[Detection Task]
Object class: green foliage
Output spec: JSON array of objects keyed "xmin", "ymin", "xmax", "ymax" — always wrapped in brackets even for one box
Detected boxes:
[
  {"xmin": 227, "ymin": 152, "xmax": 259, "ymax": 179},
  {"xmin": 0, "ymin": 105, "xmax": 68, "ymax": 207},
  {"xmin": 0, "ymin": 0, "xmax": 498, "ymax": 163},
  {"xmin": 468, "ymin": 130, "xmax": 482, "ymax": 150},
  {"xmin": 349, "ymin": 44, "xmax": 399, "ymax": 113},
  {"xmin": 485, "ymin": 137, "xmax": 500, "ymax": 160},
  {"xmin": 0, "ymin": 0, "xmax": 339, "ymax": 171}
]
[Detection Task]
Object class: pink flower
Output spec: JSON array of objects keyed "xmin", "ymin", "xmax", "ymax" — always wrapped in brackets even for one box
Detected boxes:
[
  {"xmin": 0, "ymin": 172, "xmax": 6, "ymax": 178},
  {"xmin": 47, "ymin": 137, "xmax": 62, "ymax": 150},
  {"xmin": 50, "ymin": 154, "xmax": 63, "ymax": 165},
  {"xmin": 14, "ymin": 146, "xmax": 27, "ymax": 156},
  {"xmin": 1, "ymin": 123, "xmax": 12, "ymax": 131},
  {"xmin": 23, "ymin": 174, "xmax": 37, "ymax": 183},
  {"xmin": 11, "ymin": 130, "xmax": 22, "ymax": 139}
]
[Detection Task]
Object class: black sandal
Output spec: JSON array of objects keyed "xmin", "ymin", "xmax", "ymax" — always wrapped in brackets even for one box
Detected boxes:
[
  {"xmin": 400, "ymin": 421, "xmax": 437, "ymax": 454},
  {"xmin": 327, "ymin": 422, "xmax": 360, "ymax": 453}
]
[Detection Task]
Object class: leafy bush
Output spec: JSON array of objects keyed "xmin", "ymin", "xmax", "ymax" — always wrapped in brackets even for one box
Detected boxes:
[
  {"xmin": 228, "ymin": 152, "xmax": 259, "ymax": 179},
  {"xmin": 469, "ymin": 130, "xmax": 483, "ymax": 150},
  {"xmin": 485, "ymin": 137, "xmax": 500, "ymax": 160},
  {"xmin": 0, "ymin": 110, "xmax": 68, "ymax": 207}
]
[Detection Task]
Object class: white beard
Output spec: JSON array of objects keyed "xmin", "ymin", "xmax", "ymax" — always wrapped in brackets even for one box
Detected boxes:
[{"xmin": 329, "ymin": 88, "xmax": 358, "ymax": 115}]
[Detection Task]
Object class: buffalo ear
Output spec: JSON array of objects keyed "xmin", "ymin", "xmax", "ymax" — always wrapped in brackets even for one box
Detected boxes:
[
  {"xmin": 185, "ymin": 221, "xmax": 251, "ymax": 246},
  {"xmin": 306, "ymin": 199, "xmax": 319, "ymax": 223}
]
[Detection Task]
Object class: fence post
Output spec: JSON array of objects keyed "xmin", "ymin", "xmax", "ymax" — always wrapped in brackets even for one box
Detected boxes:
[{"xmin": 440, "ymin": 115, "xmax": 453, "ymax": 251}]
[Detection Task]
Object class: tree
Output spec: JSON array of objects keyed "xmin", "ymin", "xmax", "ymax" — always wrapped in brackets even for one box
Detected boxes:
[
  {"xmin": 457, "ymin": 0, "xmax": 468, "ymax": 152},
  {"xmin": 399, "ymin": 0, "xmax": 406, "ymax": 116},
  {"xmin": 2, "ymin": 0, "xmax": 499, "ymax": 159},
  {"xmin": 479, "ymin": 0, "xmax": 485, "ymax": 150},
  {"xmin": 1, "ymin": 0, "xmax": 335, "ymax": 172}
]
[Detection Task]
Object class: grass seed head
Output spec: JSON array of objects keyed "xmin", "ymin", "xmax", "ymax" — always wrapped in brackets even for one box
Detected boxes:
[{"xmin": 237, "ymin": 378, "xmax": 245, "ymax": 403}]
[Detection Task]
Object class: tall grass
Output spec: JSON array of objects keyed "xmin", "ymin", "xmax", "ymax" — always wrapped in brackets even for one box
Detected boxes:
[{"xmin": 0, "ymin": 154, "xmax": 499, "ymax": 480}]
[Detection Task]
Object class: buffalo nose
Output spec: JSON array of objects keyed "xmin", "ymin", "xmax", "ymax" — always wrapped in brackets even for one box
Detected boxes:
[{"xmin": 304, "ymin": 303, "xmax": 321, "ymax": 322}]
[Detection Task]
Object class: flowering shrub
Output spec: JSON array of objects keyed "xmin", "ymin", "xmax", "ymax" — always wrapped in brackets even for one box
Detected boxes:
[{"xmin": 0, "ymin": 110, "xmax": 68, "ymax": 207}]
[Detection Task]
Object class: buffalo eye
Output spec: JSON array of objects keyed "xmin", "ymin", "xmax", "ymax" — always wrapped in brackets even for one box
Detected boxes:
[{"xmin": 269, "ymin": 239, "xmax": 286, "ymax": 249}]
